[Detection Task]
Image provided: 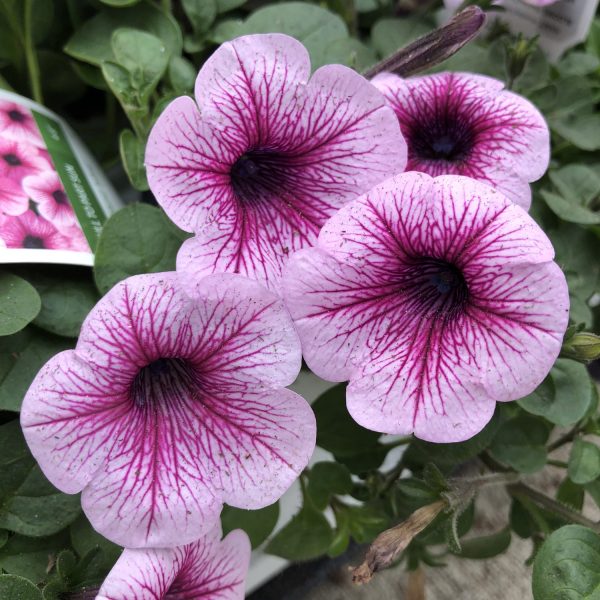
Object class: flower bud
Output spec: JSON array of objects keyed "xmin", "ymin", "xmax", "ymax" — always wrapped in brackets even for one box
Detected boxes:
[
  {"xmin": 505, "ymin": 34, "xmax": 538, "ymax": 87},
  {"xmin": 561, "ymin": 332, "xmax": 600, "ymax": 363}
]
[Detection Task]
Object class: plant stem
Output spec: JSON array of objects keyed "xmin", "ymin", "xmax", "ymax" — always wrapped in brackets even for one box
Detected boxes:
[
  {"xmin": 24, "ymin": 0, "xmax": 43, "ymax": 103},
  {"xmin": 162, "ymin": 0, "xmax": 172, "ymax": 12},
  {"xmin": 547, "ymin": 459, "xmax": 568, "ymax": 469},
  {"xmin": 508, "ymin": 482, "xmax": 600, "ymax": 533},
  {"xmin": 548, "ymin": 426, "xmax": 581, "ymax": 452}
]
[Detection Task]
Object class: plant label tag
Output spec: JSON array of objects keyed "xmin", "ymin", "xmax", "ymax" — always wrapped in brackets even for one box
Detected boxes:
[
  {"xmin": 0, "ymin": 90, "xmax": 122, "ymax": 266},
  {"xmin": 500, "ymin": 0, "xmax": 599, "ymax": 61}
]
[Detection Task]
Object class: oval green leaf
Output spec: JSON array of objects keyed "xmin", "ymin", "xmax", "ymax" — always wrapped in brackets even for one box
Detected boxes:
[
  {"xmin": 0, "ymin": 273, "xmax": 41, "ymax": 336},
  {"xmin": 0, "ymin": 574, "xmax": 43, "ymax": 600},
  {"xmin": 93, "ymin": 204, "xmax": 183, "ymax": 295},
  {"xmin": 533, "ymin": 525, "xmax": 600, "ymax": 599}
]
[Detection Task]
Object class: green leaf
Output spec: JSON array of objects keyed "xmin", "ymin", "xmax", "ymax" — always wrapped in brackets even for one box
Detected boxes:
[
  {"xmin": 0, "ymin": 575, "xmax": 43, "ymax": 600},
  {"xmin": 234, "ymin": 2, "xmax": 348, "ymax": 69},
  {"xmin": 307, "ymin": 462, "xmax": 352, "ymax": 510},
  {"xmin": 111, "ymin": 28, "xmax": 168, "ymax": 102},
  {"xmin": 101, "ymin": 61, "xmax": 136, "ymax": 111},
  {"xmin": 542, "ymin": 190, "xmax": 600, "ymax": 226},
  {"xmin": 344, "ymin": 503, "xmax": 389, "ymax": 544},
  {"xmin": 548, "ymin": 224, "xmax": 600, "ymax": 327},
  {"xmin": 0, "ymin": 532, "xmax": 70, "ymax": 583},
  {"xmin": 518, "ymin": 359, "xmax": 594, "ymax": 426},
  {"xmin": 183, "ymin": 0, "xmax": 217, "ymax": 33},
  {"xmin": 557, "ymin": 478, "xmax": 584, "ymax": 511},
  {"xmin": 168, "ymin": 55, "xmax": 196, "ymax": 94},
  {"xmin": 0, "ymin": 273, "xmax": 41, "ymax": 336},
  {"xmin": 370, "ymin": 17, "xmax": 431, "ymax": 59},
  {"xmin": 323, "ymin": 37, "xmax": 376, "ymax": 71},
  {"xmin": 311, "ymin": 383, "xmax": 387, "ymax": 472},
  {"xmin": 23, "ymin": 270, "xmax": 98, "ymax": 338},
  {"xmin": 55, "ymin": 550, "xmax": 77, "ymax": 580},
  {"xmin": 453, "ymin": 527, "xmax": 511, "ymax": 559},
  {"xmin": 404, "ymin": 408, "xmax": 502, "ymax": 468},
  {"xmin": 586, "ymin": 18, "xmax": 600, "ymax": 59},
  {"xmin": 64, "ymin": 4, "xmax": 182, "ymax": 67},
  {"xmin": 216, "ymin": 0, "xmax": 245, "ymax": 12},
  {"xmin": 93, "ymin": 204, "xmax": 183, "ymax": 295},
  {"xmin": 489, "ymin": 415, "xmax": 549, "ymax": 473},
  {"xmin": 119, "ymin": 130, "xmax": 148, "ymax": 191},
  {"xmin": 69, "ymin": 514, "xmax": 121, "ymax": 574},
  {"xmin": 0, "ymin": 327, "xmax": 72, "ymax": 412},
  {"xmin": 220, "ymin": 503, "xmax": 279, "ymax": 549},
  {"xmin": 532, "ymin": 525, "xmax": 600, "ymax": 599},
  {"xmin": 541, "ymin": 165, "xmax": 600, "ymax": 225},
  {"xmin": 266, "ymin": 505, "xmax": 334, "ymax": 561},
  {"xmin": 0, "ymin": 421, "xmax": 80, "ymax": 536},
  {"xmin": 100, "ymin": 0, "xmax": 142, "ymax": 6},
  {"xmin": 552, "ymin": 114, "xmax": 600, "ymax": 151},
  {"xmin": 556, "ymin": 52, "xmax": 600, "ymax": 78},
  {"xmin": 568, "ymin": 439, "xmax": 600, "ymax": 485}
]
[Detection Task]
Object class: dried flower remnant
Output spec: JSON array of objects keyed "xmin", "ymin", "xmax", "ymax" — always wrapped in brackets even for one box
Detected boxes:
[
  {"xmin": 283, "ymin": 172, "xmax": 569, "ymax": 442},
  {"xmin": 352, "ymin": 501, "xmax": 446, "ymax": 585},
  {"xmin": 372, "ymin": 72, "xmax": 550, "ymax": 209},
  {"xmin": 21, "ymin": 272, "xmax": 315, "ymax": 548},
  {"xmin": 146, "ymin": 33, "xmax": 406, "ymax": 292},
  {"xmin": 97, "ymin": 526, "xmax": 250, "ymax": 600}
]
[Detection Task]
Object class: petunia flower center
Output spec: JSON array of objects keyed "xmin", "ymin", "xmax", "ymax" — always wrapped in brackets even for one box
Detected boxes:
[
  {"xmin": 52, "ymin": 190, "xmax": 68, "ymax": 205},
  {"xmin": 400, "ymin": 257, "xmax": 469, "ymax": 320},
  {"xmin": 8, "ymin": 109, "xmax": 26, "ymax": 123},
  {"xmin": 230, "ymin": 150, "xmax": 290, "ymax": 206},
  {"xmin": 408, "ymin": 118, "xmax": 475, "ymax": 164},
  {"xmin": 3, "ymin": 153, "xmax": 21, "ymax": 166},
  {"xmin": 130, "ymin": 357, "xmax": 199, "ymax": 410},
  {"xmin": 23, "ymin": 235, "xmax": 45, "ymax": 249}
]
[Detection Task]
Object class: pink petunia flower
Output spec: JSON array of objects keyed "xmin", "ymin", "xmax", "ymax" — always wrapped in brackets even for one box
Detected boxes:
[
  {"xmin": 0, "ymin": 100, "xmax": 44, "ymax": 148},
  {"xmin": 22, "ymin": 171, "xmax": 77, "ymax": 230},
  {"xmin": 0, "ymin": 211, "xmax": 70, "ymax": 250},
  {"xmin": 21, "ymin": 271, "xmax": 315, "ymax": 548},
  {"xmin": 0, "ymin": 174, "xmax": 29, "ymax": 216},
  {"xmin": 97, "ymin": 526, "xmax": 250, "ymax": 600},
  {"xmin": 282, "ymin": 172, "xmax": 569, "ymax": 443},
  {"xmin": 0, "ymin": 138, "xmax": 50, "ymax": 182},
  {"xmin": 146, "ymin": 33, "xmax": 407, "ymax": 293},
  {"xmin": 371, "ymin": 72, "xmax": 550, "ymax": 210}
]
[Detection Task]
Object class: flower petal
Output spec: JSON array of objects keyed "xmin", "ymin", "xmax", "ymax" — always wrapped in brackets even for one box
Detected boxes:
[
  {"xmin": 96, "ymin": 526, "xmax": 250, "ymax": 600},
  {"xmin": 80, "ymin": 397, "xmax": 222, "ymax": 548},
  {"xmin": 284, "ymin": 172, "xmax": 568, "ymax": 442},
  {"xmin": 20, "ymin": 351, "xmax": 128, "ymax": 494},
  {"xmin": 96, "ymin": 546, "xmax": 179, "ymax": 600},
  {"xmin": 148, "ymin": 33, "xmax": 406, "ymax": 291},
  {"xmin": 186, "ymin": 272, "xmax": 301, "ymax": 388},
  {"xmin": 197, "ymin": 386, "xmax": 316, "ymax": 510},
  {"xmin": 76, "ymin": 272, "xmax": 202, "ymax": 377},
  {"xmin": 372, "ymin": 72, "xmax": 549, "ymax": 207}
]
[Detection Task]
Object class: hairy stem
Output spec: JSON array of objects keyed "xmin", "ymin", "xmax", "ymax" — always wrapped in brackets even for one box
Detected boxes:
[
  {"xmin": 508, "ymin": 482, "xmax": 600, "ymax": 533},
  {"xmin": 548, "ymin": 426, "xmax": 581, "ymax": 452}
]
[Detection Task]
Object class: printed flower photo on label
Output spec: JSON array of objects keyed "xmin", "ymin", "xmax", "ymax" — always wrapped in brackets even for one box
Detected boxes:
[{"xmin": 0, "ymin": 98, "xmax": 92, "ymax": 258}]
